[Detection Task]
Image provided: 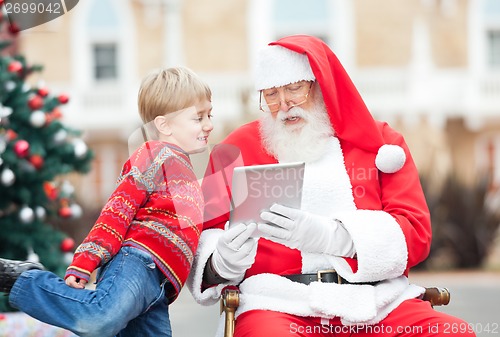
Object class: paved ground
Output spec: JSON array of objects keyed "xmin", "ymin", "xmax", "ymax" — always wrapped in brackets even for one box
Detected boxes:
[
  {"xmin": 409, "ymin": 271, "xmax": 500, "ymax": 337},
  {"xmin": 170, "ymin": 270, "xmax": 500, "ymax": 337}
]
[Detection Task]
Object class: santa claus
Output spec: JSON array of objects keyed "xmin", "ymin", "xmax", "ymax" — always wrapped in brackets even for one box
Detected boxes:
[{"xmin": 188, "ymin": 35, "xmax": 475, "ymax": 337}]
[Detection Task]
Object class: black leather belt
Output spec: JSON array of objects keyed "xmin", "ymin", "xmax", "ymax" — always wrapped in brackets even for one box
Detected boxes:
[{"xmin": 283, "ymin": 270, "xmax": 378, "ymax": 286}]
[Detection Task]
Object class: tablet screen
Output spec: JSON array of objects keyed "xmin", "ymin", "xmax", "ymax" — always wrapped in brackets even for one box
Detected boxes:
[{"xmin": 229, "ymin": 162, "xmax": 305, "ymax": 231}]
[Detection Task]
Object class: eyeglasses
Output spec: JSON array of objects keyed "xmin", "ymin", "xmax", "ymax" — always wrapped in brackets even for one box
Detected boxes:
[{"xmin": 259, "ymin": 81, "xmax": 314, "ymax": 113}]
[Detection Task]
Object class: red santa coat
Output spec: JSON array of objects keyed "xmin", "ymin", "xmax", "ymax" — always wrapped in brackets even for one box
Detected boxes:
[{"xmin": 188, "ymin": 35, "xmax": 431, "ymax": 328}]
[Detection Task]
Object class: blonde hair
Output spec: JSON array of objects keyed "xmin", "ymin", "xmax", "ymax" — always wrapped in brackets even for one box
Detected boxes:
[{"xmin": 138, "ymin": 67, "xmax": 212, "ymax": 123}]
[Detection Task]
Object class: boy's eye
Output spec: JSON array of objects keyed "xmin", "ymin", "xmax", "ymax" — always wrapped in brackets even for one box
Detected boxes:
[{"xmin": 196, "ymin": 114, "xmax": 212, "ymax": 121}]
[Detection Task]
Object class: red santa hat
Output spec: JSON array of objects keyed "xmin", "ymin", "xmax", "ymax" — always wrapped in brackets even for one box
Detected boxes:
[{"xmin": 255, "ymin": 35, "xmax": 406, "ymax": 174}]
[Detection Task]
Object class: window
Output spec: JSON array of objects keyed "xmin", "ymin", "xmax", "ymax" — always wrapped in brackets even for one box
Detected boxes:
[
  {"xmin": 93, "ymin": 43, "xmax": 118, "ymax": 80},
  {"xmin": 87, "ymin": 0, "xmax": 120, "ymax": 82},
  {"xmin": 484, "ymin": 0, "xmax": 500, "ymax": 68},
  {"xmin": 272, "ymin": 0, "xmax": 330, "ymax": 44},
  {"xmin": 248, "ymin": 0, "xmax": 354, "ymax": 72},
  {"xmin": 488, "ymin": 30, "xmax": 500, "ymax": 68}
]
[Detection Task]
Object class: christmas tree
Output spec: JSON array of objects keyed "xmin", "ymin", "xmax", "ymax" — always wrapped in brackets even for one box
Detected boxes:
[{"xmin": 0, "ymin": 2, "xmax": 93, "ymax": 311}]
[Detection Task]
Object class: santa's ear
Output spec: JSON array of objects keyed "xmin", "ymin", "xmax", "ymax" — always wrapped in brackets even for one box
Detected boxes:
[{"xmin": 153, "ymin": 115, "xmax": 173, "ymax": 137}]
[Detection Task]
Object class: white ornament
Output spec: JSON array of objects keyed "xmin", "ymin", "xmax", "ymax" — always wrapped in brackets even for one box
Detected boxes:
[
  {"xmin": 60, "ymin": 180, "xmax": 75, "ymax": 195},
  {"xmin": 0, "ymin": 136, "xmax": 6, "ymax": 153},
  {"xmin": 27, "ymin": 247, "xmax": 40, "ymax": 263},
  {"xmin": 72, "ymin": 139, "xmax": 88, "ymax": 158},
  {"xmin": 70, "ymin": 203, "xmax": 83, "ymax": 218},
  {"xmin": 0, "ymin": 136, "xmax": 7, "ymax": 154},
  {"xmin": 1, "ymin": 168, "xmax": 15, "ymax": 186},
  {"xmin": 0, "ymin": 105, "xmax": 13, "ymax": 118},
  {"xmin": 53, "ymin": 129, "xmax": 68, "ymax": 144},
  {"xmin": 375, "ymin": 144, "xmax": 406, "ymax": 174},
  {"xmin": 5, "ymin": 81, "xmax": 16, "ymax": 92},
  {"xmin": 19, "ymin": 205, "xmax": 35, "ymax": 223},
  {"xmin": 64, "ymin": 252, "xmax": 74, "ymax": 265},
  {"xmin": 35, "ymin": 206, "xmax": 47, "ymax": 220},
  {"xmin": 30, "ymin": 110, "xmax": 46, "ymax": 128}
]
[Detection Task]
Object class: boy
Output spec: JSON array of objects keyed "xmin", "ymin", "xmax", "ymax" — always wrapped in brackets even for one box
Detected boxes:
[{"xmin": 0, "ymin": 66, "xmax": 213, "ymax": 337}]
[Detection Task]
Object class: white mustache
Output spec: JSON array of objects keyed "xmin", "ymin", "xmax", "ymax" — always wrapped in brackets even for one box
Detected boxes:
[{"xmin": 277, "ymin": 108, "xmax": 307, "ymax": 122}]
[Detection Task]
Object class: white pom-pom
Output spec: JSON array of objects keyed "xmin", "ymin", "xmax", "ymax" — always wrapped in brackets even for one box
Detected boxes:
[{"xmin": 375, "ymin": 144, "xmax": 406, "ymax": 173}]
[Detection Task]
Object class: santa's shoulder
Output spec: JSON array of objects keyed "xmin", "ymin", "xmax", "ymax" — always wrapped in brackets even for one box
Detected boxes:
[
  {"xmin": 224, "ymin": 120, "xmax": 261, "ymax": 145},
  {"xmin": 221, "ymin": 120, "xmax": 276, "ymax": 164},
  {"xmin": 372, "ymin": 121, "xmax": 408, "ymax": 174},
  {"xmin": 374, "ymin": 120, "xmax": 405, "ymax": 144}
]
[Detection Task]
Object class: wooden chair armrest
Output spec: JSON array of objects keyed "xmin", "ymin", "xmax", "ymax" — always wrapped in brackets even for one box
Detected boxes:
[
  {"xmin": 220, "ymin": 286, "xmax": 450, "ymax": 337},
  {"xmin": 422, "ymin": 287, "xmax": 450, "ymax": 306},
  {"xmin": 221, "ymin": 288, "xmax": 240, "ymax": 337}
]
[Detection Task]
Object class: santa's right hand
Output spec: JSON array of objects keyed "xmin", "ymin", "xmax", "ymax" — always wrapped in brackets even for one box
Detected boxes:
[{"xmin": 211, "ymin": 223, "xmax": 258, "ymax": 282}]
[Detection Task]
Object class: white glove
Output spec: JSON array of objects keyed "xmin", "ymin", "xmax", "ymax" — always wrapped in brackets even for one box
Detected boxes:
[
  {"xmin": 211, "ymin": 223, "xmax": 258, "ymax": 282},
  {"xmin": 258, "ymin": 204, "xmax": 356, "ymax": 257}
]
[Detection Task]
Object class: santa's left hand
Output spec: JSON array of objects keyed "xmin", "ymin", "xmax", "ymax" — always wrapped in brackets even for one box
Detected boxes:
[{"xmin": 259, "ymin": 204, "xmax": 356, "ymax": 257}]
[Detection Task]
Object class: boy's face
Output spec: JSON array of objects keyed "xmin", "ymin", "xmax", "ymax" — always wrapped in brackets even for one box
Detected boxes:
[{"xmin": 163, "ymin": 99, "xmax": 213, "ymax": 153}]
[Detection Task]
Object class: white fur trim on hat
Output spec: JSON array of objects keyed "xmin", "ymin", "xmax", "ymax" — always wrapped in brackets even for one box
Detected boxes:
[
  {"xmin": 254, "ymin": 45, "xmax": 315, "ymax": 91},
  {"xmin": 375, "ymin": 144, "xmax": 406, "ymax": 173}
]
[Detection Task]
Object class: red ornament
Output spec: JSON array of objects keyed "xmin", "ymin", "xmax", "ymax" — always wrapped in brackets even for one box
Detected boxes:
[
  {"xmin": 8, "ymin": 23, "xmax": 20, "ymax": 35},
  {"xmin": 46, "ymin": 107, "xmax": 63, "ymax": 123},
  {"xmin": 37, "ymin": 87, "xmax": 49, "ymax": 97},
  {"xmin": 7, "ymin": 60, "xmax": 22, "ymax": 73},
  {"xmin": 28, "ymin": 95, "xmax": 44, "ymax": 110},
  {"xmin": 29, "ymin": 154, "xmax": 44, "ymax": 169},
  {"xmin": 58, "ymin": 198, "xmax": 72, "ymax": 218},
  {"xmin": 43, "ymin": 182, "xmax": 58, "ymax": 200},
  {"xmin": 6, "ymin": 129, "xmax": 17, "ymax": 140},
  {"xmin": 60, "ymin": 238, "xmax": 75, "ymax": 253},
  {"xmin": 58, "ymin": 94, "xmax": 69, "ymax": 104},
  {"xmin": 13, "ymin": 140, "xmax": 30, "ymax": 158},
  {"xmin": 58, "ymin": 206, "xmax": 72, "ymax": 218}
]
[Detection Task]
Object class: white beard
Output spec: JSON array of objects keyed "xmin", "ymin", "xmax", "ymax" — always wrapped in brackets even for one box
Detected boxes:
[{"xmin": 259, "ymin": 101, "xmax": 334, "ymax": 163}]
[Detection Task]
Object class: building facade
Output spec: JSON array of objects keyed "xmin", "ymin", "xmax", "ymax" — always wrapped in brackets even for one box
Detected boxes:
[{"xmin": 17, "ymin": 0, "xmax": 500, "ymax": 207}]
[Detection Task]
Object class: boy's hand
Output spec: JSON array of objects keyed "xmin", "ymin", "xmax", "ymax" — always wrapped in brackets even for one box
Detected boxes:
[{"xmin": 65, "ymin": 275, "xmax": 87, "ymax": 289}]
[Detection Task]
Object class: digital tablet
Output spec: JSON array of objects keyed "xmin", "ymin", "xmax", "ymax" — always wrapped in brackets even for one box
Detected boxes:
[{"xmin": 228, "ymin": 162, "xmax": 305, "ymax": 235}]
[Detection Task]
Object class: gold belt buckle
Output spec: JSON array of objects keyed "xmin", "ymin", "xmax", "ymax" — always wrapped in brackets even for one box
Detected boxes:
[{"xmin": 317, "ymin": 269, "xmax": 342, "ymax": 284}]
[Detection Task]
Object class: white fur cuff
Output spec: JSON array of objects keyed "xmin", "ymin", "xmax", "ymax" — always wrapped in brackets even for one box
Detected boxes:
[
  {"xmin": 187, "ymin": 228, "xmax": 229, "ymax": 306},
  {"xmin": 332, "ymin": 210, "xmax": 408, "ymax": 283}
]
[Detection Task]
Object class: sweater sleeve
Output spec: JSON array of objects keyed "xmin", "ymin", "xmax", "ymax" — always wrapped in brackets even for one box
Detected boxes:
[{"xmin": 65, "ymin": 144, "xmax": 156, "ymax": 282}]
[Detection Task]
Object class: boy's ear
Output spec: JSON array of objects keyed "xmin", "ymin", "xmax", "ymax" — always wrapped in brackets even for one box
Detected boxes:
[{"xmin": 154, "ymin": 115, "xmax": 173, "ymax": 137}]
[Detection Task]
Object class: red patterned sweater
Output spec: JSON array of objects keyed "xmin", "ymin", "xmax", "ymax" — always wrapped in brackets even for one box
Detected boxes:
[{"xmin": 65, "ymin": 141, "xmax": 204, "ymax": 298}]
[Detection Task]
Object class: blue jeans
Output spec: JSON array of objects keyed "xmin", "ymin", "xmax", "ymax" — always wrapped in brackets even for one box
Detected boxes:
[{"xmin": 9, "ymin": 246, "xmax": 172, "ymax": 337}]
